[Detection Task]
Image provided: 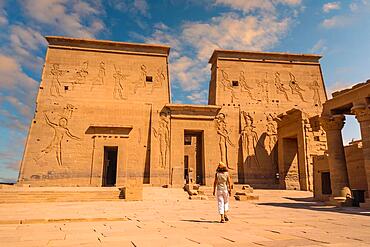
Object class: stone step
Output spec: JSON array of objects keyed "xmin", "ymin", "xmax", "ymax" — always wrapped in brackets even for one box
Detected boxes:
[{"xmin": 0, "ymin": 188, "xmax": 123, "ymax": 203}]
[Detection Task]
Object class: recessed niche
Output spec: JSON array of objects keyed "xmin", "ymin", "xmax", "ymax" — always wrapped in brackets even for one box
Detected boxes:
[{"xmin": 146, "ymin": 76, "xmax": 153, "ymax": 82}]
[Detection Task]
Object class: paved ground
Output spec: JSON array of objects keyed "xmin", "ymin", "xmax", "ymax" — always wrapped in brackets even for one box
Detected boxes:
[{"xmin": 0, "ymin": 188, "xmax": 369, "ymax": 247}]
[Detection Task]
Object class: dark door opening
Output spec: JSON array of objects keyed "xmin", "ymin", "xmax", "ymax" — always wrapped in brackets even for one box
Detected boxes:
[
  {"xmin": 321, "ymin": 172, "xmax": 332, "ymax": 195},
  {"xmin": 184, "ymin": 155, "xmax": 189, "ymax": 183},
  {"xmin": 103, "ymin": 146, "xmax": 118, "ymax": 187},
  {"xmin": 184, "ymin": 131, "xmax": 204, "ymax": 185}
]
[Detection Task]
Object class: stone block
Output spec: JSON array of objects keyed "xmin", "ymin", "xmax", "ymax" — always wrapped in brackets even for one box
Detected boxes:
[{"xmin": 234, "ymin": 194, "xmax": 259, "ymax": 201}]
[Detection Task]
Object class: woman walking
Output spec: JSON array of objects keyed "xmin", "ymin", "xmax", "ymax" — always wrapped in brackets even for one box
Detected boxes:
[{"xmin": 213, "ymin": 161, "xmax": 232, "ymax": 223}]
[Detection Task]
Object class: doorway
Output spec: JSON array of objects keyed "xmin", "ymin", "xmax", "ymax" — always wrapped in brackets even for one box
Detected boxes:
[
  {"xmin": 281, "ymin": 137, "xmax": 302, "ymax": 190},
  {"xmin": 184, "ymin": 131, "xmax": 204, "ymax": 185},
  {"xmin": 102, "ymin": 146, "xmax": 118, "ymax": 187}
]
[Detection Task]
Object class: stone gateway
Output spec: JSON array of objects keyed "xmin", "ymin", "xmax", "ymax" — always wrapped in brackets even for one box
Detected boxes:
[{"xmin": 18, "ymin": 36, "xmax": 328, "ymax": 190}]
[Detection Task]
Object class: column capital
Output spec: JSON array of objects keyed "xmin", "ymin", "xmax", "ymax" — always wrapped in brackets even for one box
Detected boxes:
[
  {"xmin": 320, "ymin": 114, "xmax": 345, "ymax": 131},
  {"xmin": 351, "ymin": 105, "xmax": 370, "ymax": 122}
]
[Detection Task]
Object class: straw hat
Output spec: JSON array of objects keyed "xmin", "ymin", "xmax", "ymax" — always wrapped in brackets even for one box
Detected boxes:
[{"xmin": 218, "ymin": 161, "xmax": 226, "ymax": 169}]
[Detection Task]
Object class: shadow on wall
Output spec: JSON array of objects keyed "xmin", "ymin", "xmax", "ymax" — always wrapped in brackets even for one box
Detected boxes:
[{"xmin": 240, "ymin": 132, "xmax": 279, "ymax": 188}]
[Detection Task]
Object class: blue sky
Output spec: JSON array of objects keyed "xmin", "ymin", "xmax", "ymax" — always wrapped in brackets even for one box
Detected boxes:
[{"xmin": 0, "ymin": 0, "xmax": 369, "ymax": 182}]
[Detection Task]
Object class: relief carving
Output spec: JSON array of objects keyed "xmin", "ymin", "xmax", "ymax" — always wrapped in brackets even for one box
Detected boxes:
[
  {"xmin": 240, "ymin": 111, "xmax": 259, "ymax": 166},
  {"xmin": 50, "ymin": 63, "xmax": 64, "ymax": 97},
  {"xmin": 134, "ymin": 64, "xmax": 147, "ymax": 94},
  {"xmin": 74, "ymin": 61, "xmax": 89, "ymax": 84},
  {"xmin": 91, "ymin": 61, "xmax": 106, "ymax": 90},
  {"xmin": 257, "ymin": 72, "xmax": 269, "ymax": 103},
  {"xmin": 220, "ymin": 70, "xmax": 238, "ymax": 102},
  {"xmin": 265, "ymin": 113, "xmax": 277, "ymax": 154},
  {"xmin": 34, "ymin": 105, "xmax": 80, "ymax": 166},
  {"xmin": 309, "ymin": 79, "xmax": 321, "ymax": 106},
  {"xmin": 288, "ymin": 72, "xmax": 306, "ymax": 102},
  {"xmin": 152, "ymin": 66, "xmax": 166, "ymax": 92},
  {"xmin": 274, "ymin": 72, "xmax": 290, "ymax": 101},
  {"xmin": 113, "ymin": 65, "xmax": 128, "ymax": 100},
  {"xmin": 215, "ymin": 113, "xmax": 234, "ymax": 169},
  {"xmin": 239, "ymin": 71, "xmax": 255, "ymax": 99},
  {"xmin": 153, "ymin": 111, "xmax": 170, "ymax": 169}
]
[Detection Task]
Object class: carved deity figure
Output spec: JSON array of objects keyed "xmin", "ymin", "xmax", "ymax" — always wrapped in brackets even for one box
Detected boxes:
[
  {"xmin": 50, "ymin": 63, "xmax": 63, "ymax": 97},
  {"xmin": 288, "ymin": 72, "xmax": 306, "ymax": 102},
  {"xmin": 239, "ymin": 71, "xmax": 255, "ymax": 99},
  {"xmin": 113, "ymin": 66, "xmax": 127, "ymax": 100},
  {"xmin": 257, "ymin": 72, "xmax": 269, "ymax": 102},
  {"xmin": 134, "ymin": 64, "xmax": 147, "ymax": 93},
  {"xmin": 274, "ymin": 72, "xmax": 290, "ymax": 101},
  {"xmin": 91, "ymin": 61, "xmax": 106, "ymax": 91},
  {"xmin": 265, "ymin": 113, "xmax": 277, "ymax": 154},
  {"xmin": 98, "ymin": 61, "xmax": 105, "ymax": 84},
  {"xmin": 75, "ymin": 61, "xmax": 89, "ymax": 83},
  {"xmin": 153, "ymin": 66, "xmax": 166, "ymax": 92},
  {"xmin": 220, "ymin": 70, "xmax": 238, "ymax": 102},
  {"xmin": 63, "ymin": 104, "xmax": 75, "ymax": 119},
  {"xmin": 240, "ymin": 111, "xmax": 259, "ymax": 166},
  {"xmin": 309, "ymin": 79, "xmax": 321, "ymax": 106},
  {"xmin": 35, "ymin": 112, "xmax": 80, "ymax": 166},
  {"xmin": 216, "ymin": 113, "xmax": 234, "ymax": 169},
  {"xmin": 153, "ymin": 112, "xmax": 170, "ymax": 168}
]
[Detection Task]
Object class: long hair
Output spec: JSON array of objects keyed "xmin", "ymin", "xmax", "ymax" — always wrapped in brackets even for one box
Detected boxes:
[{"xmin": 216, "ymin": 166, "xmax": 228, "ymax": 173}]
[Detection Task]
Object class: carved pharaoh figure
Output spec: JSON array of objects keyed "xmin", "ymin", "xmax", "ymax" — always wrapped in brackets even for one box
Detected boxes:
[
  {"xmin": 274, "ymin": 72, "xmax": 290, "ymax": 101},
  {"xmin": 215, "ymin": 113, "xmax": 234, "ymax": 169},
  {"xmin": 75, "ymin": 61, "xmax": 89, "ymax": 83},
  {"xmin": 50, "ymin": 63, "xmax": 63, "ymax": 97},
  {"xmin": 220, "ymin": 69, "xmax": 238, "ymax": 102},
  {"xmin": 153, "ymin": 112, "xmax": 170, "ymax": 169},
  {"xmin": 265, "ymin": 113, "xmax": 277, "ymax": 154},
  {"xmin": 239, "ymin": 71, "xmax": 254, "ymax": 99},
  {"xmin": 288, "ymin": 72, "xmax": 306, "ymax": 102},
  {"xmin": 309, "ymin": 79, "xmax": 321, "ymax": 106},
  {"xmin": 113, "ymin": 65, "xmax": 127, "ymax": 100},
  {"xmin": 134, "ymin": 64, "xmax": 147, "ymax": 94},
  {"xmin": 257, "ymin": 72, "xmax": 269, "ymax": 103},
  {"xmin": 153, "ymin": 66, "xmax": 166, "ymax": 92},
  {"xmin": 240, "ymin": 111, "xmax": 259, "ymax": 166},
  {"xmin": 34, "ymin": 112, "xmax": 80, "ymax": 166},
  {"xmin": 91, "ymin": 61, "xmax": 106, "ymax": 90}
]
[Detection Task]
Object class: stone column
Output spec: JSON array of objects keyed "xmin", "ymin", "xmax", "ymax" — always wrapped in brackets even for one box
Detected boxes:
[
  {"xmin": 320, "ymin": 115, "xmax": 351, "ymax": 200},
  {"xmin": 352, "ymin": 105, "xmax": 370, "ymax": 206}
]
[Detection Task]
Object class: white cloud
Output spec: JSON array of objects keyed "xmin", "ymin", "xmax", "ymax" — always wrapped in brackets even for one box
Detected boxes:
[
  {"xmin": 321, "ymin": 1, "xmax": 370, "ymax": 28},
  {"xmin": 133, "ymin": 0, "xmax": 149, "ymax": 16},
  {"xmin": 22, "ymin": 0, "xmax": 105, "ymax": 38},
  {"xmin": 186, "ymin": 90, "xmax": 209, "ymax": 104},
  {"xmin": 0, "ymin": 10, "xmax": 6, "ymax": 26},
  {"xmin": 107, "ymin": 0, "xmax": 150, "ymax": 17},
  {"xmin": 311, "ymin": 39, "xmax": 327, "ymax": 54},
  {"xmin": 9, "ymin": 25, "xmax": 47, "ymax": 70},
  {"xmin": 322, "ymin": 2, "xmax": 340, "ymax": 13},
  {"xmin": 182, "ymin": 13, "xmax": 290, "ymax": 61},
  {"xmin": 214, "ymin": 0, "xmax": 301, "ymax": 13},
  {"xmin": 0, "ymin": 54, "xmax": 38, "ymax": 131},
  {"xmin": 142, "ymin": 1, "xmax": 300, "ymax": 104},
  {"xmin": 322, "ymin": 15, "xmax": 351, "ymax": 28}
]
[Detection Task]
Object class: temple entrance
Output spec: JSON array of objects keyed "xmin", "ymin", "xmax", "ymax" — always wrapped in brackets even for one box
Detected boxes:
[
  {"xmin": 321, "ymin": 172, "xmax": 332, "ymax": 195},
  {"xmin": 184, "ymin": 131, "xmax": 204, "ymax": 185},
  {"xmin": 281, "ymin": 137, "xmax": 304, "ymax": 190},
  {"xmin": 102, "ymin": 146, "xmax": 118, "ymax": 187}
]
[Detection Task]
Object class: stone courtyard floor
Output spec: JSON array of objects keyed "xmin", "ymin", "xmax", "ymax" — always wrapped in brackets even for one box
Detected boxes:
[{"xmin": 0, "ymin": 188, "xmax": 369, "ymax": 247}]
